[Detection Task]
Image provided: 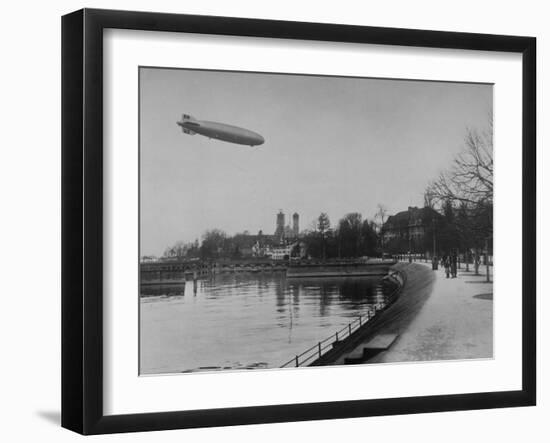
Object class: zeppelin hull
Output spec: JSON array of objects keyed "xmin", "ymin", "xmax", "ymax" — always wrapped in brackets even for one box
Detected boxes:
[{"xmin": 178, "ymin": 115, "xmax": 264, "ymax": 146}]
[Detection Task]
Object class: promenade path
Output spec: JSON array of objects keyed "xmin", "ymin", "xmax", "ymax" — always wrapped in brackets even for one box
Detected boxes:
[
  {"xmin": 374, "ymin": 261, "xmax": 493, "ymax": 363},
  {"xmin": 326, "ymin": 261, "xmax": 493, "ymax": 366}
]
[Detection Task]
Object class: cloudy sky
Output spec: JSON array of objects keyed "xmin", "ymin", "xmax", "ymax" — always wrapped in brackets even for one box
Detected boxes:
[{"xmin": 140, "ymin": 67, "xmax": 492, "ymax": 256}]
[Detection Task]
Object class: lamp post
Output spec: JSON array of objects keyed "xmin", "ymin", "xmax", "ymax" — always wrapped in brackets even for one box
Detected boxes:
[
  {"xmin": 485, "ymin": 237, "xmax": 491, "ymax": 283},
  {"xmin": 408, "ymin": 231, "xmax": 412, "ymax": 263},
  {"xmin": 432, "ymin": 218, "xmax": 436, "ymax": 259}
]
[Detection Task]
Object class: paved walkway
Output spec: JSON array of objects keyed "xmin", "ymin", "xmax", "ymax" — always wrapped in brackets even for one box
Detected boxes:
[
  {"xmin": 327, "ymin": 262, "xmax": 436, "ymax": 366},
  {"xmin": 374, "ymin": 261, "xmax": 493, "ymax": 363}
]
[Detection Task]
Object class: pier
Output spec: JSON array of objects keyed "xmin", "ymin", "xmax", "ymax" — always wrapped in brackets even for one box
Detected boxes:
[
  {"xmin": 140, "ymin": 259, "xmax": 288, "ymax": 285},
  {"xmin": 140, "ymin": 258, "xmax": 397, "ymax": 285},
  {"xmin": 140, "ymin": 261, "xmax": 211, "ymax": 285},
  {"xmin": 286, "ymin": 259, "xmax": 396, "ymax": 278}
]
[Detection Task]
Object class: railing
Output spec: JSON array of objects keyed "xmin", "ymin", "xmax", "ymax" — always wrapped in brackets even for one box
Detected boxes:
[
  {"xmin": 280, "ymin": 269, "xmax": 405, "ymax": 368},
  {"xmin": 280, "ymin": 304, "xmax": 385, "ymax": 368}
]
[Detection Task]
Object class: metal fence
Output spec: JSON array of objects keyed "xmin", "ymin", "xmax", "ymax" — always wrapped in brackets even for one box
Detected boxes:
[
  {"xmin": 280, "ymin": 304, "xmax": 384, "ymax": 368},
  {"xmin": 280, "ymin": 270, "xmax": 405, "ymax": 368}
]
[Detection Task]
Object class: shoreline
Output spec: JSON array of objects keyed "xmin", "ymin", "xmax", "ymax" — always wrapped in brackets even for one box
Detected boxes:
[
  {"xmin": 310, "ymin": 262, "xmax": 433, "ymax": 366},
  {"xmin": 315, "ymin": 261, "xmax": 493, "ymax": 366}
]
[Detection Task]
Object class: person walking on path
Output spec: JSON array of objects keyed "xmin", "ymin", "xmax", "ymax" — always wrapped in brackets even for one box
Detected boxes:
[
  {"xmin": 443, "ymin": 255, "xmax": 451, "ymax": 278},
  {"xmin": 432, "ymin": 255, "xmax": 439, "ymax": 271},
  {"xmin": 451, "ymin": 253, "xmax": 458, "ymax": 278}
]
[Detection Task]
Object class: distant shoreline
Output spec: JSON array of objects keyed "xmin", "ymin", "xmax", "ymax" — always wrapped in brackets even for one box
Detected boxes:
[{"xmin": 140, "ymin": 258, "xmax": 396, "ymax": 286}]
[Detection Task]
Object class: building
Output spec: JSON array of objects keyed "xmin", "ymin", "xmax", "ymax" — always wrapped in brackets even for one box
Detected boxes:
[
  {"xmin": 231, "ymin": 231, "xmax": 274, "ymax": 258},
  {"xmin": 140, "ymin": 255, "xmax": 158, "ymax": 263},
  {"xmin": 292, "ymin": 212, "xmax": 299, "ymax": 236},
  {"xmin": 274, "ymin": 210, "xmax": 300, "ymax": 243},
  {"xmin": 274, "ymin": 210, "xmax": 285, "ymax": 242},
  {"xmin": 229, "ymin": 210, "xmax": 303, "ymax": 258},
  {"xmin": 381, "ymin": 206, "xmax": 443, "ymax": 255},
  {"xmin": 265, "ymin": 243, "xmax": 294, "ymax": 260}
]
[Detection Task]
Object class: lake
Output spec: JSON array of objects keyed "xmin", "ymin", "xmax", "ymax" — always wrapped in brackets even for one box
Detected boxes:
[{"xmin": 140, "ymin": 272, "xmax": 394, "ymax": 374}]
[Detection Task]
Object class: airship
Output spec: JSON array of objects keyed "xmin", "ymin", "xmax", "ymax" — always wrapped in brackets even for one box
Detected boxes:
[{"xmin": 177, "ymin": 114, "xmax": 265, "ymax": 146}]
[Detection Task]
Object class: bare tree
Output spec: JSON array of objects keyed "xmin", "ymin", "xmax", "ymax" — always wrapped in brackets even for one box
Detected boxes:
[
  {"xmin": 427, "ymin": 124, "xmax": 493, "ymax": 209},
  {"xmin": 317, "ymin": 213, "xmax": 331, "ymax": 260},
  {"xmin": 338, "ymin": 213, "xmax": 363, "ymax": 257},
  {"xmin": 372, "ymin": 203, "xmax": 389, "ymax": 251},
  {"xmin": 373, "ymin": 203, "xmax": 388, "ymax": 232},
  {"xmin": 423, "ymin": 191, "xmax": 435, "ymax": 209},
  {"xmin": 426, "ymin": 122, "xmax": 493, "ymax": 264}
]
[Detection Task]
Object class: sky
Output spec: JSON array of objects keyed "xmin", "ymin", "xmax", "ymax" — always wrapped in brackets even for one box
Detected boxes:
[{"xmin": 140, "ymin": 67, "xmax": 492, "ymax": 256}]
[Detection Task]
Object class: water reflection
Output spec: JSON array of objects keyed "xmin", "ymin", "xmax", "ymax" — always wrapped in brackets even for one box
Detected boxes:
[{"xmin": 140, "ymin": 273, "xmax": 395, "ymax": 374}]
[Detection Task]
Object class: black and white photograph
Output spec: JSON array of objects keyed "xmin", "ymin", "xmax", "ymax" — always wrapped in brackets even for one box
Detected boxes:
[
  {"xmin": 139, "ymin": 67, "xmax": 494, "ymax": 375},
  {"xmin": 1, "ymin": 0, "xmax": 544, "ymax": 439}
]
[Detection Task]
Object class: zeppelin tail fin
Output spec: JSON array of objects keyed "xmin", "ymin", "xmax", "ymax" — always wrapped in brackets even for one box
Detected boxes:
[
  {"xmin": 178, "ymin": 113, "xmax": 199, "ymax": 134},
  {"xmin": 181, "ymin": 113, "xmax": 197, "ymax": 122}
]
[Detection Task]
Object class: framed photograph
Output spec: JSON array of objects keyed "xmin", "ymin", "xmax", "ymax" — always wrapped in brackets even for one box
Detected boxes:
[{"xmin": 62, "ymin": 8, "xmax": 536, "ymax": 435}]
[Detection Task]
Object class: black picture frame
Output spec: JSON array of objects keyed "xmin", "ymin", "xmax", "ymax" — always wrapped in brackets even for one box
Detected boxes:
[{"xmin": 61, "ymin": 8, "xmax": 536, "ymax": 435}]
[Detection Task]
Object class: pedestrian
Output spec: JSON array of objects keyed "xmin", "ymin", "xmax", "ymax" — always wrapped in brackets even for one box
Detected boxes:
[
  {"xmin": 444, "ymin": 255, "xmax": 450, "ymax": 278},
  {"xmin": 451, "ymin": 253, "xmax": 458, "ymax": 278}
]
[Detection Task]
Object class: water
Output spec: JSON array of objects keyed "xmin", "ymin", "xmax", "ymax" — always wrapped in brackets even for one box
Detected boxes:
[{"xmin": 140, "ymin": 273, "xmax": 394, "ymax": 374}]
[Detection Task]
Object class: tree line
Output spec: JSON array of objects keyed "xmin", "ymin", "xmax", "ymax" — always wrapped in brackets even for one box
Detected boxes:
[
  {"xmin": 300, "ymin": 212, "xmax": 380, "ymax": 260},
  {"xmin": 424, "ymin": 119, "xmax": 493, "ymax": 260},
  {"xmin": 161, "ymin": 211, "xmax": 382, "ymax": 261},
  {"xmin": 162, "ymin": 229, "xmax": 247, "ymax": 260}
]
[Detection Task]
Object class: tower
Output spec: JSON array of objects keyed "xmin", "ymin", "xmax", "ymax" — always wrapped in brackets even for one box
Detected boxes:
[
  {"xmin": 292, "ymin": 212, "xmax": 299, "ymax": 236},
  {"xmin": 275, "ymin": 210, "xmax": 285, "ymax": 241}
]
